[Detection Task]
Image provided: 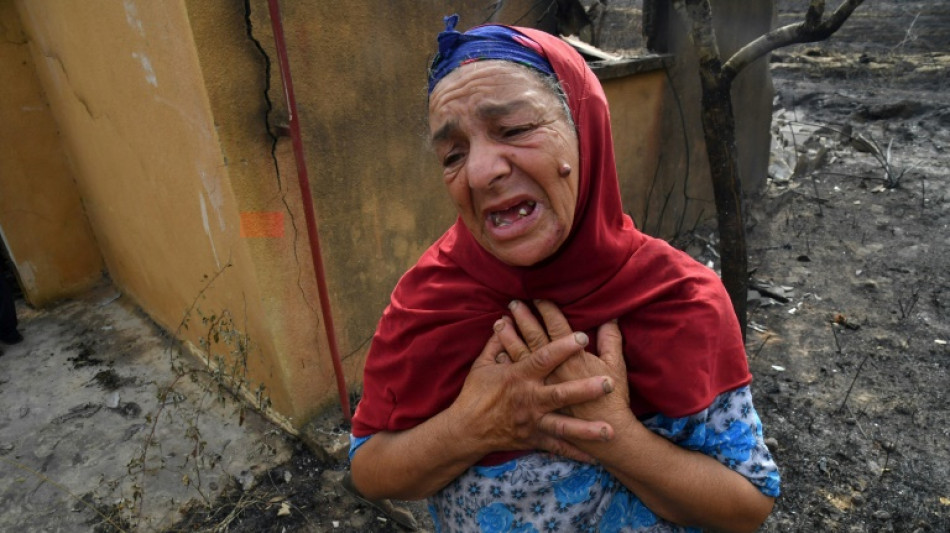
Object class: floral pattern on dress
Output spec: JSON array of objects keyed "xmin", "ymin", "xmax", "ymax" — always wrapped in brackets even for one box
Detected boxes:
[{"xmin": 422, "ymin": 386, "xmax": 780, "ymax": 532}]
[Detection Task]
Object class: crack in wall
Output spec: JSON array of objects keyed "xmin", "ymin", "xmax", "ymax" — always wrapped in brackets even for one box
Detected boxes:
[
  {"xmin": 242, "ymin": 0, "xmax": 313, "ymax": 312},
  {"xmin": 242, "ymin": 0, "xmax": 279, "ymax": 188},
  {"xmin": 42, "ymin": 51, "xmax": 99, "ymax": 120},
  {"xmin": 2, "ymin": 36, "xmax": 29, "ymax": 45}
]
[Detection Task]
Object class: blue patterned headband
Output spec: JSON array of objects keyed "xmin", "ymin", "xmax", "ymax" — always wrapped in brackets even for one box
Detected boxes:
[{"xmin": 427, "ymin": 14, "xmax": 555, "ymax": 94}]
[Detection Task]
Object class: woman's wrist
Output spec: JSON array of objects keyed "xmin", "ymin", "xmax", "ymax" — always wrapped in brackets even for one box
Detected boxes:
[
  {"xmin": 441, "ymin": 397, "xmax": 503, "ymax": 460},
  {"xmin": 576, "ymin": 409, "xmax": 640, "ymax": 457}
]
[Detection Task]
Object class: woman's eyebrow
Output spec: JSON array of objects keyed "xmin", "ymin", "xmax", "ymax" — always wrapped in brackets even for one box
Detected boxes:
[
  {"xmin": 431, "ymin": 120, "xmax": 459, "ymax": 143},
  {"xmin": 431, "ymin": 100, "xmax": 535, "ymax": 143},
  {"xmin": 477, "ymin": 100, "xmax": 532, "ymax": 120}
]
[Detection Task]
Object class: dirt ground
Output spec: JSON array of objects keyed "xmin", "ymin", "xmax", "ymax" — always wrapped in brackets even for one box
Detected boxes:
[
  {"xmin": 743, "ymin": 2, "xmax": 950, "ymax": 531},
  {"xmin": 115, "ymin": 2, "xmax": 950, "ymax": 531}
]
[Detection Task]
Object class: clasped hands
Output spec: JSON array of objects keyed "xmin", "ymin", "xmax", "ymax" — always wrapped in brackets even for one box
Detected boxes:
[{"xmin": 449, "ymin": 299, "xmax": 632, "ymax": 463}]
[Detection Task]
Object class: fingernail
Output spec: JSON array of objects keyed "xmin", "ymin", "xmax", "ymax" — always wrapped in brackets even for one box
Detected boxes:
[
  {"xmin": 574, "ymin": 332, "xmax": 589, "ymax": 346},
  {"xmin": 508, "ymin": 300, "xmax": 519, "ymax": 310},
  {"xmin": 602, "ymin": 378, "xmax": 613, "ymax": 394},
  {"xmin": 600, "ymin": 427, "xmax": 609, "ymax": 441},
  {"xmin": 493, "ymin": 319, "xmax": 505, "ymax": 332}
]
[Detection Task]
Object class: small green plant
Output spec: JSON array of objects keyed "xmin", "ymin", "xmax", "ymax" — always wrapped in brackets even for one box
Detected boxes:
[
  {"xmin": 847, "ymin": 132, "xmax": 914, "ymax": 189},
  {"xmin": 772, "ymin": 114, "xmax": 916, "ymax": 191},
  {"xmin": 100, "ymin": 262, "xmax": 274, "ymax": 530}
]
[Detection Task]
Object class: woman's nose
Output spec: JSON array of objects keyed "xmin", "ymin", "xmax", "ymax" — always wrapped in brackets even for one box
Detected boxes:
[{"xmin": 465, "ymin": 139, "xmax": 511, "ymax": 189}]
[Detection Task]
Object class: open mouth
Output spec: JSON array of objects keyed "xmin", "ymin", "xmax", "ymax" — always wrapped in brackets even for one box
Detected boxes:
[{"xmin": 489, "ymin": 200, "xmax": 537, "ymax": 227}]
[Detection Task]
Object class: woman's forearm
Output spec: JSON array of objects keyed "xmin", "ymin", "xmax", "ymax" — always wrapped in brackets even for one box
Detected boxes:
[
  {"xmin": 349, "ymin": 404, "xmax": 489, "ymax": 500},
  {"xmin": 585, "ymin": 418, "xmax": 774, "ymax": 533}
]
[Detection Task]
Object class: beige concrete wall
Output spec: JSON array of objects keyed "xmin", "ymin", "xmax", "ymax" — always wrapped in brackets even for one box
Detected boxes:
[
  {"xmin": 10, "ymin": 0, "xmax": 307, "ymax": 420},
  {"xmin": 0, "ymin": 0, "xmax": 103, "ymax": 305},
  {"xmin": 602, "ymin": 70, "xmax": 673, "ymax": 234}
]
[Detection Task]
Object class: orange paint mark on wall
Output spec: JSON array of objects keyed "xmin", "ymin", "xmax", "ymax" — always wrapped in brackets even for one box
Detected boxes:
[{"xmin": 240, "ymin": 211, "xmax": 284, "ymax": 238}]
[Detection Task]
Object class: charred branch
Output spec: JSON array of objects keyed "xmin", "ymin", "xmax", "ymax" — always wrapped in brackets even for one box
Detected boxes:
[{"xmin": 722, "ymin": 0, "xmax": 866, "ymax": 83}]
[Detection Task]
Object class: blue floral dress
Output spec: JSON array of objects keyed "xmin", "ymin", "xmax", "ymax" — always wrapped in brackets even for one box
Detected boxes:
[{"xmin": 350, "ymin": 386, "xmax": 780, "ymax": 532}]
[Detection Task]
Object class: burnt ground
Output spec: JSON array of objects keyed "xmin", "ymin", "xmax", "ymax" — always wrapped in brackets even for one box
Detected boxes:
[
  {"xmin": 170, "ymin": 2, "xmax": 949, "ymax": 531},
  {"xmin": 742, "ymin": 2, "xmax": 950, "ymax": 531}
]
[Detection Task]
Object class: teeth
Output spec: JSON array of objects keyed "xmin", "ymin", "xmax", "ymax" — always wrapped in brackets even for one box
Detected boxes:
[{"xmin": 490, "ymin": 201, "xmax": 536, "ymax": 227}]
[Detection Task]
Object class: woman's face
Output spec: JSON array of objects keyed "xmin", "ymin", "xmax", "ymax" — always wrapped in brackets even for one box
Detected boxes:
[{"xmin": 429, "ymin": 61, "xmax": 580, "ymax": 267}]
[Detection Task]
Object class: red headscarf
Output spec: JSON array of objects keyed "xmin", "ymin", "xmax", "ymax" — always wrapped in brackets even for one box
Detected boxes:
[{"xmin": 352, "ymin": 26, "xmax": 751, "ymax": 463}]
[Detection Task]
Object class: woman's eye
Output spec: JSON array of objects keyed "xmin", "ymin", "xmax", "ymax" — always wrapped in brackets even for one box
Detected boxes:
[
  {"xmin": 442, "ymin": 153, "xmax": 463, "ymax": 167},
  {"xmin": 503, "ymin": 125, "xmax": 534, "ymax": 138}
]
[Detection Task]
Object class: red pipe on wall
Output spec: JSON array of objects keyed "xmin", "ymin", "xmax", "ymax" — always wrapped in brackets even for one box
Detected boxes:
[{"xmin": 266, "ymin": 0, "xmax": 351, "ymax": 423}]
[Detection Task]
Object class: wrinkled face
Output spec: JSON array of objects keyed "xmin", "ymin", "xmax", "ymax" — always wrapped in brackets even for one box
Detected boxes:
[{"xmin": 429, "ymin": 61, "xmax": 580, "ymax": 267}]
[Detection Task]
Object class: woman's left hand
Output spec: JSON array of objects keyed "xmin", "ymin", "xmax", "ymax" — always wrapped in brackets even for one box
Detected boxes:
[{"xmin": 494, "ymin": 300, "xmax": 634, "ymax": 431}]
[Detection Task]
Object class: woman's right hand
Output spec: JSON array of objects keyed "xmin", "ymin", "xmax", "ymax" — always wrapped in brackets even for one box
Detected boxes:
[{"xmin": 445, "ymin": 321, "xmax": 617, "ymax": 463}]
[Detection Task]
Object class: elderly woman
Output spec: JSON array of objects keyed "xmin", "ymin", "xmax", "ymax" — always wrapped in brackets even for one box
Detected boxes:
[{"xmin": 349, "ymin": 16, "xmax": 780, "ymax": 532}]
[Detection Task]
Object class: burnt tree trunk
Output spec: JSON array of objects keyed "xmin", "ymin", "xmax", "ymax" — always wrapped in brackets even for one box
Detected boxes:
[
  {"xmin": 671, "ymin": 0, "xmax": 749, "ymax": 336},
  {"xmin": 696, "ymin": 72, "xmax": 747, "ymax": 336}
]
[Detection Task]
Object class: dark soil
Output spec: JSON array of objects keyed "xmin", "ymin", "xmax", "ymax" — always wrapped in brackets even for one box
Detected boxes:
[
  {"xmin": 171, "ymin": 2, "xmax": 950, "ymax": 531},
  {"xmin": 746, "ymin": 2, "xmax": 950, "ymax": 531},
  {"xmin": 166, "ymin": 444, "xmax": 370, "ymax": 533}
]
